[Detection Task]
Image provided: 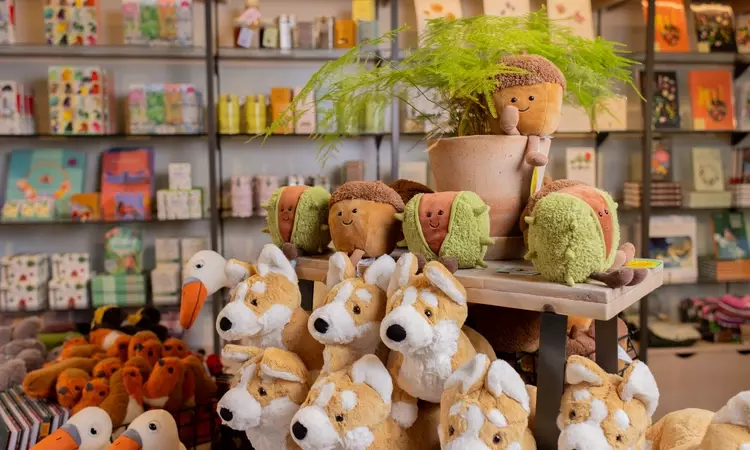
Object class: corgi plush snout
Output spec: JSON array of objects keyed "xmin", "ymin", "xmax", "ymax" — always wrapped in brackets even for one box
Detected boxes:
[{"xmin": 381, "ymin": 303, "xmax": 434, "ymax": 350}]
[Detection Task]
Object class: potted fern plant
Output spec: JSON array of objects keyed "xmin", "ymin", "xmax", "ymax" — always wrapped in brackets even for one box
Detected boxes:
[{"xmin": 266, "ymin": 10, "xmax": 639, "ymax": 260}]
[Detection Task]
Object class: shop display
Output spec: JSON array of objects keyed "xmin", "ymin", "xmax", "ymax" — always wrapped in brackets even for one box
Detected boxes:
[
  {"xmin": 521, "ymin": 180, "xmax": 646, "ymax": 288},
  {"xmin": 127, "ymin": 84, "xmax": 204, "ymax": 135},
  {"xmin": 44, "ymin": 0, "xmax": 99, "ymax": 46},
  {"xmin": 440, "ymin": 355, "xmax": 534, "ymax": 449},
  {"xmin": 624, "ymin": 181, "xmax": 683, "ymax": 208},
  {"xmin": 691, "ymin": 1, "xmax": 737, "ymax": 53},
  {"xmin": 217, "ymin": 347, "xmax": 309, "ymax": 450},
  {"xmin": 565, "ymin": 147, "xmax": 596, "ymax": 187},
  {"xmin": 0, "ymin": 81, "xmax": 35, "ymax": 135},
  {"xmin": 397, "ymin": 191, "xmax": 492, "ymax": 270},
  {"xmin": 48, "ymin": 66, "xmax": 115, "ymax": 135},
  {"xmin": 215, "ymin": 244, "xmax": 324, "ymax": 370},
  {"xmin": 262, "ymin": 185, "xmax": 331, "ymax": 258},
  {"xmin": 688, "ymin": 70, "xmax": 735, "ymax": 130},
  {"xmin": 328, "ymin": 181, "xmax": 404, "ymax": 259},
  {"xmin": 0, "ymin": 0, "xmax": 15, "ymax": 44},
  {"xmin": 558, "ymin": 356, "xmax": 659, "ymax": 449},
  {"xmin": 122, "ymin": 0, "xmax": 193, "ymax": 47},
  {"xmin": 309, "ymin": 252, "xmax": 393, "ymax": 374},
  {"xmin": 0, "ymin": 254, "xmax": 50, "ymax": 312},
  {"xmin": 645, "ymin": 0, "xmax": 690, "ymax": 52},
  {"xmin": 48, "ymin": 252, "xmax": 90, "ymax": 310}
]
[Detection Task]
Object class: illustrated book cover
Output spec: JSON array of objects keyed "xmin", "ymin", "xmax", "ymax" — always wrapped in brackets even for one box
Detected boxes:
[
  {"xmin": 738, "ymin": 13, "xmax": 750, "ymax": 53},
  {"xmin": 692, "ymin": 147, "xmax": 725, "ymax": 191},
  {"xmin": 711, "ymin": 211, "xmax": 750, "ymax": 260},
  {"xmin": 104, "ymin": 226, "xmax": 142, "ymax": 275},
  {"xmin": 688, "ymin": 70, "xmax": 735, "ymax": 130},
  {"xmin": 691, "ymin": 2, "xmax": 737, "ymax": 53},
  {"xmin": 630, "ymin": 139, "xmax": 673, "ymax": 181},
  {"xmin": 643, "ymin": 0, "xmax": 691, "ymax": 52},
  {"xmin": 647, "ymin": 215, "xmax": 698, "ymax": 284},
  {"xmin": 642, "ymin": 70, "xmax": 681, "ymax": 128}
]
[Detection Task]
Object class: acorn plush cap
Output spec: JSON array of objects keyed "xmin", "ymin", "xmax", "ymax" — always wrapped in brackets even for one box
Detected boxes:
[
  {"xmin": 496, "ymin": 54, "xmax": 567, "ymax": 91},
  {"xmin": 329, "ymin": 181, "xmax": 405, "ymax": 212}
]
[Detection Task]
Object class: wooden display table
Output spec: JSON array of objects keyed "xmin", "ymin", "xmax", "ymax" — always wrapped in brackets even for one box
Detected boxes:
[{"xmin": 295, "ymin": 255, "xmax": 663, "ymax": 449}]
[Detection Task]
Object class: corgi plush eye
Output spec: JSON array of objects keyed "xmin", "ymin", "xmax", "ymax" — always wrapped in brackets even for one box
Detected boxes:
[
  {"xmin": 353, "ymin": 305, "xmax": 361, "ymax": 315},
  {"xmin": 424, "ymin": 309, "xmax": 432, "ymax": 318},
  {"xmin": 448, "ymin": 426, "xmax": 454, "ymax": 436},
  {"xmin": 493, "ymin": 434, "xmax": 501, "ymax": 444},
  {"xmin": 258, "ymin": 387, "xmax": 267, "ymax": 397}
]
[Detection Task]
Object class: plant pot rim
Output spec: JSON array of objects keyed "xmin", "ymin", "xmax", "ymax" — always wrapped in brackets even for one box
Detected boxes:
[{"xmin": 427, "ymin": 134, "xmax": 529, "ymax": 145}]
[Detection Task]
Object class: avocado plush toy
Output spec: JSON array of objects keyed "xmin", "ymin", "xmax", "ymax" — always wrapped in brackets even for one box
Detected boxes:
[
  {"xmin": 262, "ymin": 185, "xmax": 331, "ymax": 259},
  {"xmin": 522, "ymin": 180, "xmax": 646, "ymax": 288},
  {"xmin": 397, "ymin": 191, "xmax": 493, "ymax": 269}
]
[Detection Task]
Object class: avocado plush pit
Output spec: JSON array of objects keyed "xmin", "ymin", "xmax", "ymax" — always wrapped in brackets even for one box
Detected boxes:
[
  {"xmin": 328, "ymin": 181, "xmax": 405, "ymax": 260},
  {"xmin": 491, "ymin": 54, "xmax": 566, "ymax": 167}
]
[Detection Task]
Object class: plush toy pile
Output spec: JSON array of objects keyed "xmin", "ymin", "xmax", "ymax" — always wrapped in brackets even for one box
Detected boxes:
[{"xmin": 0, "ymin": 317, "xmax": 45, "ymax": 391}]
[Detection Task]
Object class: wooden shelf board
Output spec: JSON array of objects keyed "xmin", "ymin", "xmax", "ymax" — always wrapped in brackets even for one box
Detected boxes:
[
  {"xmin": 296, "ymin": 255, "xmax": 662, "ymax": 320},
  {"xmin": 648, "ymin": 341, "xmax": 750, "ymax": 356}
]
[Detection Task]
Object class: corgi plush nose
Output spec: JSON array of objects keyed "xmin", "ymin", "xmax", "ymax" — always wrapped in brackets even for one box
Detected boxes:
[
  {"xmin": 219, "ymin": 408, "xmax": 233, "ymax": 422},
  {"xmin": 219, "ymin": 317, "xmax": 233, "ymax": 331},
  {"xmin": 292, "ymin": 422, "xmax": 308, "ymax": 440},
  {"xmin": 313, "ymin": 318, "xmax": 329, "ymax": 334},
  {"xmin": 386, "ymin": 324, "xmax": 407, "ymax": 342}
]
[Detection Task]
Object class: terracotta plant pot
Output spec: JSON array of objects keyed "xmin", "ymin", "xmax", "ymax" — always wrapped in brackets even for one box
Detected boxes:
[{"xmin": 428, "ymin": 135, "xmax": 550, "ymax": 260}]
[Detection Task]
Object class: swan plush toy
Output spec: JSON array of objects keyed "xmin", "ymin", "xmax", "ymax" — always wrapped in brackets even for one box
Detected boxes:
[
  {"xmin": 32, "ymin": 407, "xmax": 112, "ymax": 450},
  {"xmin": 109, "ymin": 409, "xmax": 185, "ymax": 450},
  {"xmin": 180, "ymin": 250, "xmax": 252, "ymax": 329}
]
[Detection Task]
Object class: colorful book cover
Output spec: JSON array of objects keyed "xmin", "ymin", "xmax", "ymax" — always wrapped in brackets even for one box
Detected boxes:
[
  {"xmin": 100, "ymin": 147, "xmax": 154, "ymax": 220},
  {"xmin": 738, "ymin": 81, "xmax": 750, "ymax": 130},
  {"xmin": 688, "ymin": 70, "xmax": 735, "ymax": 130},
  {"xmin": 483, "ymin": 0, "xmax": 530, "ymax": 16},
  {"xmin": 104, "ymin": 226, "xmax": 142, "ymax": 275},
  {"xmin": 69, "ymin": 193, "xmax": 100, "ymax": 221},
  {"xmin": 565, "ymin": 147, "xmax": 596, "ymax": 186},
  {"xmin": 648, "ymin": 215, "xmax": 698, "ymax": 284},
  {"xmin": 692, "ymin": 147, "xmax": 725, "ymax": 191},
  {"xmin": 691, "ymin": 2, "xmax": 737, "ymax": 53},
  {"xmin": 114, "ymin": 192, "xmax": 144, "ymax": 221},
  {"xmin": 652, "ymin": 140, "xmax": 672, "ymax": 181},
  {"xmin": 738, "ymin": 13, "xmax": 750, "ymax": 53},
  {"xmin": 712, "ymin": 212, "xmax": 750, "ymax": 260},
  {"xmin": 546, "ymin": 0, "xmax": 594, "ymax": 39},
  {"xmin": 643, "ymin": 0, "xmax": 691, "ymax": 52},
  {"xmin": 643, "ymin": 71, "xmax": 681, "ymax": 129}
]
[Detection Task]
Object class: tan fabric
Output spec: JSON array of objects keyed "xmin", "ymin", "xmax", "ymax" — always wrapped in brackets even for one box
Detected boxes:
[{"xmin": 329, "ymin": 199, "xmax": 401, "ymax": 258}]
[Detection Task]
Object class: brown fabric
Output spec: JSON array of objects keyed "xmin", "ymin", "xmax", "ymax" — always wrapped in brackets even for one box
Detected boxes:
[
  {"xmin": 329, "ymin": 181, "xmax": 405, "ymax": 212},
  {"xmin": 520, "ymin": 179, "xmax": 584, "ymax": 234},
  {"xmin": 278, "ymin": 185, "xmax": 309, "ymax": 243},
  {"xmin": 491, "ymin": 82, "xmax": 565, "ymax": 136},
  {"xmin": 558, "ymin": 184, "xmax": 614, "ymax": 258},
  {"xmin": 329, "ymin": 199, "xmax": 401, "ymax": 258},
  {"xmin": 283, "ymin": 307, "xmax": 325, "ymax": 371},
  {"xmin": 418, "ymin": 192, "xmax": 457, "ymax": 254},
  {"xmin": 495, "ymin": 55, "xmax": 566, "ymax": 90},
  {"xmin": 24, "ymin": 357, "xmax": 98, "ymax": 399},
  {"xmin": 389, "ymin": 179, "xmax": 434, "ymax": 205}
]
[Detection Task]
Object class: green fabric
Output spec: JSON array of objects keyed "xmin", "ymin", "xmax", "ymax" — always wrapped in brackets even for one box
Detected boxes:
[
  {"xmin": 264, "ymin": 186, "xmax": 331, "ymax": 254},
  {"xmin": 291, "ymin": 186, "xmax": 332, "ymax": 254},
  {"xmin": 525, "ymin": 191, "xmax": 620, "ymax": 285},
  {"xmin": 400, "ymin": 191, "xmax": 492, "ymax": 269},
  {"xmin": 38, "ymin": 332, "xmax": 83, "ymax": 351}
]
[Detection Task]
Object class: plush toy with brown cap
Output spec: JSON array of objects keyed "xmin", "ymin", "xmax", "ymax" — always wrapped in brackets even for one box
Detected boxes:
[
  {"xmin": 490, "ymin": 54, "xmax": 566, "ymax": 167},
  {"xmin": 328, "ymin": 181, "xmax": 405, "ymax": 262}
]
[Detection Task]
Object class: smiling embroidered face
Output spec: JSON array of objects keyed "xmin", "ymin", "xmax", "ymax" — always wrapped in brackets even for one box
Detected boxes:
[
  {"xmin": 277, "ymin": 185, "xmax": 309, "ymax": 242},
  {"xmin": 492, "ymin": 82, "xmax": 563, "ymax": 136},
  {"xmin": 417, "ymin": 192, "xmax": 457, "ymax": 254}
]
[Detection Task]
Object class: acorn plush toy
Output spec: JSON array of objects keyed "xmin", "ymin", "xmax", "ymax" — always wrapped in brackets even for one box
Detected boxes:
[
  {"xmin": 490, "ymin": 54, "xmax": 566, "ymax": 167},
  {"xmin": 328, "ymin": 181, "xmax": 405, "ymax": 262},
  {"xmin": 262, "ymin": 185, "xmax": 331, "ymax": 259},
  {"xmin": 522, "ymin": 180, "xmax": 647, "ymax": 288},
  {"xmin": 397, "ymin": 191, "xmax": 493, "ymax": 270}
]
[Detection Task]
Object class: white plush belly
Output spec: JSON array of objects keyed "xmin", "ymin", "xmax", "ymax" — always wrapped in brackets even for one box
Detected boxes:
[
  {"xmin": 124, "ymin": 396, "xmax": 144, "ymax": 424},
  {"xmin": 398, "ymin": 355, "xmax": 453, "ymax": 403}
]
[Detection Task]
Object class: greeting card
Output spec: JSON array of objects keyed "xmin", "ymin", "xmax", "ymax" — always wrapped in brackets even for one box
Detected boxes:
[
  {"xmin": 100, "ymin": 147, "xmax": 154, "ymax": 220},
  {"xmin": 413, "ymin": 0, "xmax": 463, "ymax": 38},
  {"xmin": 565, "ymin": 147, "xmax": 596, "ymax": 187},
  {"xmin": 738, "ymin": 81, "xmax": 750, "ymax": 130},
  {"xmin": 4, "ymin": 149, "xmax": 86, "ymax": 212},
  {"xmin": 104, "ymin": 226, "xmax": 142, "ymax": 275},
  {"xmin": 691, "ymin": 2, "xmax": 737, "ymax": 53},
  {"xmin": 546, "ymin": 0, "xmax": 594, "ymax": 39},
  {"xmin": 643, "ymin": 0, "xmax": 690, "ymax": 52},
  {"xmin": 70, "ymin": 192, "xmax": 101, "ymax": 221},
  {"xmin": 643, "ymin": 70, "xmax": 681, "ymax": 129},
  {"xmin": 738, "ymin": 13, "xmax": 750, "ymax": 53},
  {"xmin": 648, "ymin": 215, "xmax": 697, "ymax": 284},
  {"xmin": 483, "ymin": 0, "xmax": 530, "ymax": 16},
  {"xmin": 688, "ymin": 70, "xmax": 735, "ymax": 130},
  {"xmin": 692, "ymin": 147, "xmax": 725, "ymax": 192}
]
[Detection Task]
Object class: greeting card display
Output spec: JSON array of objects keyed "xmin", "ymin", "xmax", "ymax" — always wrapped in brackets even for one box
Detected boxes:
[
  {"xmin": 688, "ymin": 70, "xmax": 735, "ymax": 130},
  {"xmin": 692, "ymin": 147, "xmax": 725, "ymax": 191},
  {"xmin": 738, "ymin": 13, "xmax": 750, "ymax": 53},
  {"xmin": 483, "ymin": 0, "xmax": 530, "ymax": 16},
  {"xmin": 644, "ymin": 0, "xmax": 690, "ymax": 52},
  {"xmin": 48, "ymin": 66, "xmax": 116, "ymax": 135},
  {"xmin": 100, "ymin": 147, "xmax": 154, "ymax": 220},
  {"xmin": 644, "ymin": 70, "xmax": 681, "ymax": 129},
  {"xmin": 104, "ymin": 227, "xmax": 142, "ymax": 275},
  {"xmin": 691, "ymin": 2, "xmax": 737, "ymax": 53},
  {"xmin": 546, "ymin": 0, "xmax": 594, "ymax": 39}
]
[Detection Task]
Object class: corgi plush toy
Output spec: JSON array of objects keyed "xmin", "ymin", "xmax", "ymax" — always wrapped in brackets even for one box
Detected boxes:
[
  {"xmin": 440, "ymin": 354, "xmax": 536, "ymax": 450},
  {"xmin": 309, "ymin": 252, "xmax": 395, "ymax": 374},
  {"xmin": 290, "ymin": 354, "xmax": 414, "ymax": 450},
  {"xmin": 558, "ymin": 355, "xmax": 659, "ymax": 450},
  {"xmin": 217, "ymin": 244, "xmax": 324, "ymax": 371},
  {"xmin": 380, "ymin": 253, "xmax": 480, "ymax": 405},
  {"xmin": 218, "ymin": 347, "xmax": 310, "ymax": 450}
]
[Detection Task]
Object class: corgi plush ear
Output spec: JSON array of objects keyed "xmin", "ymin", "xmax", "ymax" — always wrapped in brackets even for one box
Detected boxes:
[
  {"xmin": 257, "ymin": 244, "xmax": 298, "ymax": 283},
  {"xmin": 225, "ymin": 259, "xmax": 256, "ymax": 288},
  {"xmin": 565, "ymin": 355, "xmax": 609, "ymax": 388},
  {"xmin": 326, "ymin": 252, "xmax": 355, "ymax": 289},
  {"xmin": 444, "ymin": 353, "xmax": 490, "ymax": 395},
  {"xmin": 387, "ymin": 253, "xmax": 419, "ymax": 298},
  {"xmin": 423, "ymin": 261, "xmax": 466, "ymax": 305},
  {"xmin": 259, "ymin": 348, "xmax": 308, "ymax": 384},
  {"xmin": 618, "ymin": 361, "xmax": 660, "ymax": 418},
  {"xmin": 231, "ymin": 281, "xmax": 250, "ymax": 303},
  {"xmin": 486, "ymin": 359, "xmax": 531, "ymax": 413},
  {"xmin": 364, "ymin": 255, "xmax": 396, "ymax": 292},
  {"xmin": 351, "ymin": 354, "xmax": 393, "ymax": 405},
  {"xmin": 712, "ymin": 391, "xmax": 750, "ymax": 426}
]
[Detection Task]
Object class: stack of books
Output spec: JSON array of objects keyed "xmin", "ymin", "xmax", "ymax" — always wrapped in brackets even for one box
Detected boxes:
[
  {"xmin": 623, "ymin": 181, "xmax": 682, "ymax": 208},
  {"xmin": 731, "ymin": 183, "xmax": 750, "ymax": 207},
  {"xmin": 0, "ymin": 385, "xmax": 70, "ymax": 449}
]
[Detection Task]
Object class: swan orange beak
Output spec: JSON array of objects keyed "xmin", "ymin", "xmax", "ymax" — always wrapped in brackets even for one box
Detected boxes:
[
  {"xmin": 109, "ymin": 429, "xmax": 142, "ymax": 450},
  {"xmin": 32, "ymin": 426, "xmax": 80, "ymax": 450},
  {"xmin": 180, "ymin": 277, "xmax": 207, "ymax": 329}
]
